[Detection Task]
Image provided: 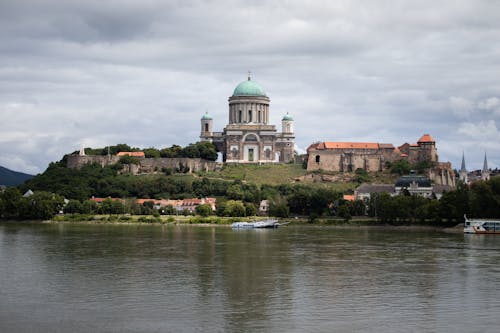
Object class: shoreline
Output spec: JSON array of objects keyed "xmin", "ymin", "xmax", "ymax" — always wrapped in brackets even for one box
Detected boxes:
[{"xmin": 0, "ymin": 217, "xmax": 464, "ymax": 233}]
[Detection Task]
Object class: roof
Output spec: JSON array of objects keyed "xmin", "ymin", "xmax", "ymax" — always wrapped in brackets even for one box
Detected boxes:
[
  {"xmin": 356, "ymin": 184, "xmax": 395, "ymax": 194},
  {"xmin": 233, "ymin": 77, "xmax": 266, "ymax": 97},
  {"xmin": 343, "ymin": 194, "xmax": 356, "ymax": 201},
  {"xmin": 282, "ymin": 113, "xmax": 294, "ymax": 121},
  {"xmin": 395, "ymin": 175, "xmax": 432, "ymax": 188},
  {"xmin": 201, "ymin": 112, "xmax": 212, "ymax": 120},
  {"xmin": 322, "ymin": 142, "xmax": 379, "ymax": 149},
  {"xmin": 379, "ymin": 143, "xmax": 395, "ymax": 149},
  {"xmin": 417, "ymin": 134, "xmax": 435, "ymax": 143},
  {"xmin": 117, "ymin": 151, "xmax": 145, "ymax": 157}
]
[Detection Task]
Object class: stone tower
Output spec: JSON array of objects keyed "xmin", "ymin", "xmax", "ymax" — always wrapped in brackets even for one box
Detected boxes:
[{"xmin": 200, "ymin": 112, "xmax": 213, "ymax": 142}]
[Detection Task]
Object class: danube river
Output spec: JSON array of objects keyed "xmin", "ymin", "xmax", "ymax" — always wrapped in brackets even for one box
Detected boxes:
[{"xmin": 1, "ymin": 223, "xmax": 500, "ymax": 332}]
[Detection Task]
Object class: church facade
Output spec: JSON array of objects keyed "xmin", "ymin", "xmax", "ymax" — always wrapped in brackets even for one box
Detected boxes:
[{"xmin": 200, "ymin": 76, "xmax": 295, "ymax": 163}]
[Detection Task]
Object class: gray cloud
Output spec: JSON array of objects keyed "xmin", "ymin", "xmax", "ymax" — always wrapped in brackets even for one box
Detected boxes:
[{"xmin": 1, "ymin": 0, "xmax": 500, "ymax": 174}]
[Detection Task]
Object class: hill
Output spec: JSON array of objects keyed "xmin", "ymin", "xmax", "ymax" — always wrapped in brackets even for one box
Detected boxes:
[{"xmin": 0, "ymin": 166, "xmax": 34, "ymax": 186}]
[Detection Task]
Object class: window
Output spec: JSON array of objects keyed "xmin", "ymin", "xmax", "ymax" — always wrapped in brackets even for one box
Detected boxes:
[
  {"xmin": 248, "ymin": 110, "xmax": 252, "ymax": 122},
  {"xmin": 245, "ymin": 134, "xmax": 258, "ymax": 142},
  {"xmin": 204, "ymin": 123, "xmax": 209, "ymax": 132},
  {"xmin": 315, "ymin": 155, "xmax": 320, "ymax": 163},
  {"xmin": 239, "ymin": 110, "xmax": 242, "ymax": 123}
]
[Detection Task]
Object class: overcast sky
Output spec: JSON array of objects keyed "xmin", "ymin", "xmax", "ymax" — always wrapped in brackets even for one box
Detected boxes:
[{"xmin": 1, "ymin": 0, "xmax": 499, "ymax": 174}]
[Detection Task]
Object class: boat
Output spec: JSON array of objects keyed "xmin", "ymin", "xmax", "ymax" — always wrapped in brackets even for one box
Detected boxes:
[
  {"xmin": 231, "ymin": 219, "xmax": 279, "ymax": 229},
  {"xmin": 464, "ymin": 215, "xmax": 500, "ymax": 234}
]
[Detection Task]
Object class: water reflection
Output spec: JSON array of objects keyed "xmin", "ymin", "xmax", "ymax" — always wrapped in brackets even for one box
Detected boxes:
[{"xmin": 1, "ymin": 223, "xmax": 500, "ymax": 332}]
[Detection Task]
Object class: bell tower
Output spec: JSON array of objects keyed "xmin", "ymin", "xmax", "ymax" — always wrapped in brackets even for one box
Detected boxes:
[{"xmin": 200, "ymin": 112, "xmax": 213, "ymax": 142}]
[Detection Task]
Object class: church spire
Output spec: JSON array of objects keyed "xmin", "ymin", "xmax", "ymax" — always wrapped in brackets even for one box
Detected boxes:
[
  {"xmin": 460, "ymin": 152, "xmax": 467, "ymax": 172},
  {"xmin": 459, "ymin": 152, "xmax": 468, "ymax": 184},
  {"xmin": 481, "ymin": 152, "xmax": 490, "ymax": 181},
  {"xmin": 483, "ymin": 152, "xmax": 489, "ymax": 172}
]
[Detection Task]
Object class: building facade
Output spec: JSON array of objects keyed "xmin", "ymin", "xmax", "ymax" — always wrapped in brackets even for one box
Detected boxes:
[
  {"xmin": 307, "ymin": 134, "xmax": 455, "ymax": 186},
  {"xmin": 200, "ymin": 75, "xmax": 295, "ymax": 163}
]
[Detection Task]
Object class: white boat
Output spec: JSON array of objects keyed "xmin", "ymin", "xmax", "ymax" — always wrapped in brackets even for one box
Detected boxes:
[
  {"xmin": 231, "ymin": 219, "xmax": 279, "ymax": 229},
  {"xmin": 464, "ymin": 215, "xmax": 500, "ymax": 234}
]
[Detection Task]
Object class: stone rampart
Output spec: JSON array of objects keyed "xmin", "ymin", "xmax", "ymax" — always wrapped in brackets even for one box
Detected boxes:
[{"xmin": 66, "ymin": 155, "xmax": 218, "ymax": 174}]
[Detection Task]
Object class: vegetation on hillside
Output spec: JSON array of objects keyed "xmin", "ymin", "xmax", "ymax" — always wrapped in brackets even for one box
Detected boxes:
[
  {"xmin": 2, "ymin": 146, "xmax": 500, "ymax": 224},
  {"xmin": 0, "ymin": 166, "xmax": 34, "ymax": 186},
  {"xmin": 79, "ymin": 142, "xmax": 218, "ymax": 161}
]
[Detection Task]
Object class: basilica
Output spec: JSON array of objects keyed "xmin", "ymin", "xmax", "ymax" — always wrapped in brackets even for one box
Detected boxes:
[{"xmin": 200, "ymin": 75, "xmax": 295, "ymax": 163}]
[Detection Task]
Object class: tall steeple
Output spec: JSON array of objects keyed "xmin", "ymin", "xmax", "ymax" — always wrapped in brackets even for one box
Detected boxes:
[
  {"xmin": 459, "ymin": 152, "xmax": 468, "ymax": 184},
  {"xmin": 481, "ymin": 152, "xmax": 490, "ymax": 181}
]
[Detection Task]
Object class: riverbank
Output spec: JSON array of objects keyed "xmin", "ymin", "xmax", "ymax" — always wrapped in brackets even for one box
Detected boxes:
[{"xmin": 1, "ymin": 214, "xmax": 464, "ymax": 232}]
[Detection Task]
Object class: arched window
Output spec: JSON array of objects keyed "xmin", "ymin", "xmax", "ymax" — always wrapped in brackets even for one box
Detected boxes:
[
  {"xmin": 245, "ymin": 134, "xmax": 258, "ymax": 142},
  {"xmin": 204, "ymin": 123, "xmax": 209, "ymax": 132},
  {"xmin": 315, "ymin": 155, "xmax": 320, "ymax": 163}
]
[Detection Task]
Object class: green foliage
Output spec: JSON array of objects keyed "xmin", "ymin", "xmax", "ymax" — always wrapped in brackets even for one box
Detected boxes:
[
  {"xmin": 354, "ymin": 168, "xmax": 370, "ymax": 183},
  {"xmin": 118, "ymin": 155, "xmax": 140, "ymax": 165},
  {"xmin": 64, "ymin": 200, "xmax": 83, "ymax": 214},
  {"xmin": 337, "ymin": 204, "xmax": 351, "ymax": 221},
  {"xmin": 143, "ymin": 147, "xmax": 161, "ymax": 158},
  {"xmin": 389, "ymin": 160, "xmax": 412, "ymax": 175},
  {"xmin": 160, "ymin": 145, "xmax": 183, "ymax": 158},
  {"xmin": 268, "ymin": 196, "xmax": 290, "ymax": 218},
  {"xmin": 244, "ymin": 203, "xmax": 257, "ymax": 216},
  {"xmin": 227, "ymin": 183, "xmax": 244, "ymax": 200},
  {"xmin": 0, "ymin": 190, "xmax": 64, "ymax": 220},
  {"xmin": 219, "ymin": 200, "xmax": 246, "ymax": 217},
  {"xmin": 195, "ymin": 204, "xmax": 213, "ymax": 217}
]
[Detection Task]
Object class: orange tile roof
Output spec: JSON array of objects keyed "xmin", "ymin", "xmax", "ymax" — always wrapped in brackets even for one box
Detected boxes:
[
  {"xmin": 343, "ymin": 194, "xmax": 355, "ymax": 201},
  {"xmin": 417, "ymin": 134, "xmax": 435, "ymax": 143},
  {"xmin": 117, "ymin": 151, "xmax": 145, "ymax": 157},
  {"xmin": 323, "ymin": 142, "xmax": 379, "ymax": 149}
]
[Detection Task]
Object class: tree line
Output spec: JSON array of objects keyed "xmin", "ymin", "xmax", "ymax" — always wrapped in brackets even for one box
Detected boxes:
[
  {"xmin": 79, "ymin": 142, "xmax": 218, "ymax": 161},
  {"xmin": 3, "ymin": 156, "xmax": 500, "ymax": 222}
]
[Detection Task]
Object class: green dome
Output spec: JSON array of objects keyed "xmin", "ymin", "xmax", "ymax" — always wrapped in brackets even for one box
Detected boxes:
[
  {"xmin": 233, "ymin": 77, "xmax": 266, "ymax": 97},
  {"xmin": 282, "ymin": 113, "xmax": 294, "ymax": 121},
  {"xmin": 201, "ymin": 112, "xmax": 212, "ymax": 120}
]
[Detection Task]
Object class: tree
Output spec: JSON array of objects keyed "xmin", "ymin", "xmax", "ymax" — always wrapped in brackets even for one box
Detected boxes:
[
  {"xmin": 227, "ymin": 184, "xmax": 244, "ymax": 200},
  {"xmin": 19, "ymin": 191, "xmax": 64, "ymax": 220},
  {"xmin": 268, "ymin": 198, "xmax": 290, "ymax": 218},
  {"xmin": 244, "ymin": 203, "xmax": 257, "ymax": 216},
  {"xmin": 223, "ymin": 200, "xmax": 246, "ymax": 217},
  {"xmin": 0, "ymin": 187, "xmax": 22, "ymax": 218},
  {"xmin": 64, "ymin": 200, "xmax": 83, "ymax": 214},
  {"xmin": 143, "ymin": 147, "xmax": 161, "ymax": 158},
  {"xmin": 160, "ymin": 145, "xmax": 182, "ymax": 158},
  {"xmin": 196, "ymin": 204, "xmax": 213, "ymax": 217},
  {"xmin": 337, "ymin": 204, "xmax": 351, "ymax": 221},
  {"xmin": 390, "ymin": 160, "xmax": 411, "ymax": 175}
]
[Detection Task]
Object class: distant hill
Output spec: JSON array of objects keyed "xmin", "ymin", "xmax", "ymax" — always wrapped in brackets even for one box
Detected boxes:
[{"xmin": 0, "ymin": 166, "xmax": 34, "ymax": 186}]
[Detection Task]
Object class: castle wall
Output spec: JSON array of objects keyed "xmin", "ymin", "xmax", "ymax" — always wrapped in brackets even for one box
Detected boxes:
[
  {"xmin": 307, "ymin": 149, "xmax": 383, "ymax": 172},
  {"xmin": 66, "ymin": 155, "xmax": 218, "ymax": 174}
]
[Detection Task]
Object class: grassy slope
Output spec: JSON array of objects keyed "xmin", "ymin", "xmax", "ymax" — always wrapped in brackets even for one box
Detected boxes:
[
  {"xmin": 201, "ymin": 163, "xmax": 307, "ymax": 185},
  {"xmin": 197, "ymin": 163, "xmax": 394, "ymax": 192}
]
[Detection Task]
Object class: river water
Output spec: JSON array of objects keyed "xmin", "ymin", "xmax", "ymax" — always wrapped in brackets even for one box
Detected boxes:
[{"xmin": 1, "ymin": 223, "xmax": 500, "ymax": 332}]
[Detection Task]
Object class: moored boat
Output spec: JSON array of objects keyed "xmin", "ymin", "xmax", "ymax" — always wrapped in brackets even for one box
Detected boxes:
[
  {"xmin": 231, "ymin": 219, "xmax": 279, "ymax": 229},
  {"xmin": 464, "ymin": 215, "xmax": 500, "ymax": 234}
]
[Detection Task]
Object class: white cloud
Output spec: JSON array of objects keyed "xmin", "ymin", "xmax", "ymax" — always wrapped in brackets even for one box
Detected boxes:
[{"xmin": 1, "ymin": 0, "xmax": 500, "ymax": 173}]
